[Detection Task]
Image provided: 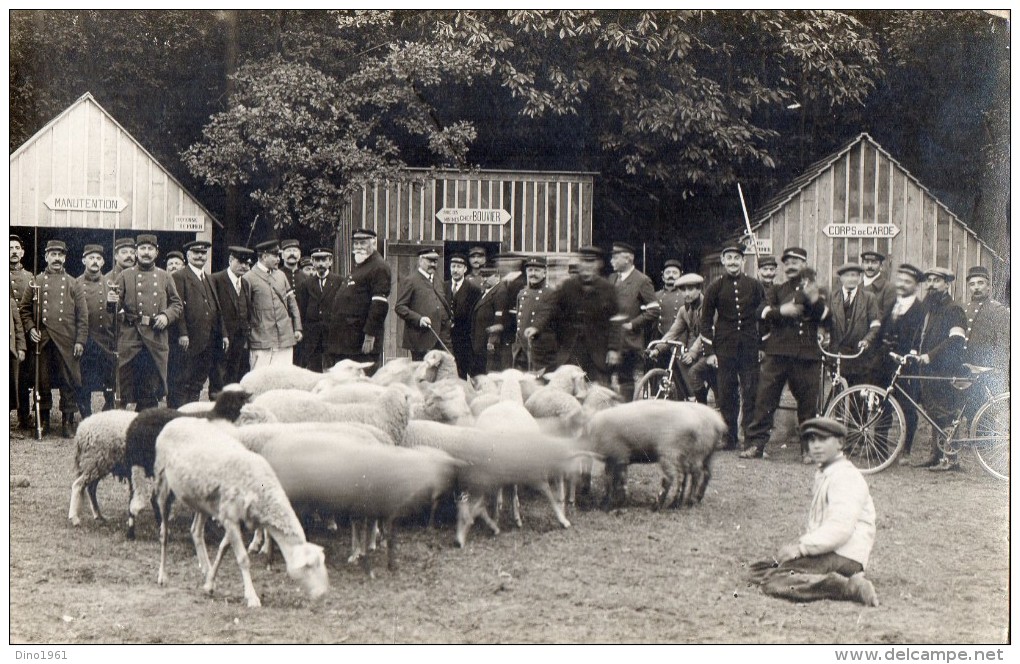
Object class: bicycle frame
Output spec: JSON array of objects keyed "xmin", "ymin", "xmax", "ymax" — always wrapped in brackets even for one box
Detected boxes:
[
  {"xmin": 642, "ymin": 339, "xmax": 691, "ymax": 399},
  {"xmin": 817, "ymin": 341, "xmax": 865, "ymax": 412}
]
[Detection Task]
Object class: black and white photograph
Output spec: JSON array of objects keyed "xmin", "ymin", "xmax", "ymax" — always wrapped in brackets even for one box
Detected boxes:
[{"xmin": 7, "ymin": 9, "xmax": 1011, "ymax": 652}]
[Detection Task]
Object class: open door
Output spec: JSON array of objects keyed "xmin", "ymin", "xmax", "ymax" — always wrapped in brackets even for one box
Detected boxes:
[{"xmin": 381, "ymin": 241, "xmax": 445, "ymax": 363}]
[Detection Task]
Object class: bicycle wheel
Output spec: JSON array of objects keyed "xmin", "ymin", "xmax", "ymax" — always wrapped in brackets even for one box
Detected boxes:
[
  {"xmin": 824, "ymin": 384, "xmax": 906, "ymax": 474},
  {"xmin": 970, "ymin": 392, "xmax": 1009, "ymax": 481},
  {"xmin": 633, "ymin": 368, "xmax": 679, "ymax": 401}
]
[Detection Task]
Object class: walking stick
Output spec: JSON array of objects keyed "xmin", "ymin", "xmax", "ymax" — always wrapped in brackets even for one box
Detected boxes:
[{"xmin": 425, "ymin": 323, "xmax": 453, "ymax": 355}]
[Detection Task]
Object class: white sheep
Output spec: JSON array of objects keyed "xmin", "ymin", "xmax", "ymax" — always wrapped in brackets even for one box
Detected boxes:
[
  {"xmin": 413, "ymin": 349, "xmax": 460, "ymax": 384},
  {"xmin": 239, "ymin": 359, "xmax": 372, "ymax": 396},
  {"xmin": 413, "ymin": 379, "xmax": 474, "ymax": 425},
  {"xmin": 582, "ymin": 400, "xmax": 727, "ymax": 510},
  {"xmin": 312, "ymin": 381, "xmax": 387, "ymax": 404},
  {"xmin": 370, "ymin": 357, "xmax": 421, "ymax": 387},
  {"xmin": 525, "ymin": 387, "xmax": 587, "ymax": 437},
  {"xmin": 544, "ymin": 364, "xmax": 590, "ymax": 399},
  {"xmin": 154, "ymin": 418, "xmax": 329, "ymax": 608},
  {"xmin": 468, "ymin": 393, "xmax": 501, "ymax": 418},
  {"xmin": 68, "ymin": 410, "xmax": 138, "ymax": 526}
]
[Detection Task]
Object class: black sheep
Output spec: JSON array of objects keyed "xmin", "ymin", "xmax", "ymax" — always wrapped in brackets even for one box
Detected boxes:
[{"xmin": 123, "ymin": 389, "xmax": 251, "ymax": 539}]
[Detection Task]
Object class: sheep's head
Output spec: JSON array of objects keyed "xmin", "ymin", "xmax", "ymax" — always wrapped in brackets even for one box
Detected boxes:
[
  {"xmin": 214, "ymin": 389, "xmax": 253, "ymax": 421},
  {"xmin": 286, "ymin": 542, "xmax": 329, "ymax": 602},
  {"xmin": 420, "ymin": 380, "xmax": 472, "ymax": 424},
  {"xmin": 327, "ymin": 359, "xmax": 374, "ymax": 383}
]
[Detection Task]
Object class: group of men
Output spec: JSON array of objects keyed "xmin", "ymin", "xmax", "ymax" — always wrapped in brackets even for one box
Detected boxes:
[{"xmin": 8, "ymin": 228, "xmax": 393, "ymax": 437}]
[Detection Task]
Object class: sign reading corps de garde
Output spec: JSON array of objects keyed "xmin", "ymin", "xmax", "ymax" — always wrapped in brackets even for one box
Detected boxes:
[{"xmin": 436, "ymin": 207, "xmax": 512, "ymax": 225}]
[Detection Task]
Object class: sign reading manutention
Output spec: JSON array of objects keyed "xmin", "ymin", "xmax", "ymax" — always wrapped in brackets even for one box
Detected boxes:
[
  {"xmin": 436, "ymin": 207, "xmax": 511, "ymax": 225},
  {"xmin": 44, "ymin": 195, "xmax": 127, "ymax": 212},
  {"xmin": 823, "ymin": 223, "xmax": 900, "ymax": 238}
]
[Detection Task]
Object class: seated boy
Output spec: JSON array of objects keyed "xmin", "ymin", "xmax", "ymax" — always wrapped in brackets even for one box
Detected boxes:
[{"xmin": 749, "ymin": 417, "xmax": 879, "ymax": 606}]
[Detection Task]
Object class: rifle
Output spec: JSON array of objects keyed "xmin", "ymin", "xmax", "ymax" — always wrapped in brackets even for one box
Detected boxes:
[
  {"xmin": 737, "ymin": 183, "xmax": 760, "ymax": 261},
  {"xmin": 109, "ymin": 227, "xmax": 122, "ymax": 408},
  {"xmin": 32, "ymin": 232, "xmax": 42, "ymax": 440}
]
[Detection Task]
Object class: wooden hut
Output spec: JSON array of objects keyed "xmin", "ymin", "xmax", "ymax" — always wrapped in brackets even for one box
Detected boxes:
[
  {"xmin": 9, "ymin": 92, "xmax": 219, "ymax": 270},
  {"xmin": 706, "ymin": 133, "xmax": 1008, "ymax": 300},
  {"xmin": 340, "ymin": 168, "xmax": 595, "ymax": 361}
]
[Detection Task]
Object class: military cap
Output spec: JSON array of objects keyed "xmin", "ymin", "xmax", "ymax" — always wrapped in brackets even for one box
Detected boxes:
[
  {"xmin": 183, "ymin": 239, "xmax": 211, "ymax": 252},
  {"xmin": 82, "ymin": 244, "xmax": 104, "ymax": 258},
  {"xmin": 351, "ymin": 227, "xmax": 377, "ymax": 240},
  {"xmin": 720, "ymin": 245, "xmax": 745, "ymax": 256},
  {"xmin": 781, "ymin": 246, "xmax": 808, "ymax": 262},
  {"xmin": 468, "ymin": 246, "xmax": 487, "ymax": 257},
  {"xmin": 578, "ymin": 245, "xmax": 604, "ymax": 259},
  {"xmin": 280, "ymin": 239, "xmax": 300, "ymax": 250},
  {"xmin": 836, "ymin": 262, "xmax": 864, "ymax": 276},
  {"xmin": 924, "ymin": 266, "xmax": 955, "ymax": 283},
  {"xmin": 135, "ymin": 234, "xmax": 158, "ymax": 249},
  {"xmin": 165, "ymin": 250, "xmax": 185, "ymax": 262},
  {"xmin": 860, "ymin": 250, "xmax": 886, "ymax": 262},
  {"xmin": 676, "ymin": 273, "xmax": 705, "ymax": 288},
  {"xmin": 663, "ymin": 259, "xmax": 683, "ymax": 271},
  {"xmin": 310, "ymin": 247, "xmax": 334, "ymax": 257},
  {"xmin": 967, "ymin": 266, "xmax": 990, "ymax": 282},
  {"xmin": 479, "ymin": 267, "xmax": 498, "ymax": 277},
  {"xmin": 255, "ymin": 240, "xmax": 281, "ymax": 254},
  {"xmin": 417, "ymin": 248, "xmax": 440, "ymax": 259},
  {"xmin": 114, "ymin": 237, "xmax": 136, "ymax": 250},
  {"xmin": 611, "ymin": 241, "xmax": 636, "ymax": 255},
  {"xmin": 449, "ymin": 254, "xmax": 468, "ymax": 266},
  {"xmin": 227, "ymin": 246, "xmax": 255, "ymax": 262},
  {"xmin": 757, "ymin": 255, "xmax": 778, "ymax": 268},
  {"xmin": 299, "ymin": 257, "xmax": 313, "ymax": 268},
  {"xmin": 800, "ymin": 417, "xmax": 848, "ymax": 440},
  {"xmin": 896, "ymin": 263, "xmax": 923, "ymax": 282},
  {"xmin": 523, "ymin": 256, "xmax": 547, "ymax": 269},
  {"xmin": 44, "ymin": 239, "xmax": 68, "ymax": 253},
  {"xmin": 10, "ymin": 234, "xmax": 24, "ymax": 248}
]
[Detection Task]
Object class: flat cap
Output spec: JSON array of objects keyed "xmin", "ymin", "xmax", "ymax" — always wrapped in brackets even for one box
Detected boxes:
[
  {"xmin": 967, "ymin": 266, "xmax": 990, "ymax": 281},
  {"xmin": 924, "ymin": 266, "xmax": 955, "ymax": 283},
  {"xmin": 720, "ymin": 245, "xmax": 745, "ymax": 256},
  {"xmin": 310, "ymin": 247, "xmax": 334, "ymax": 257},
  {"xmin": 781, "ymin": 246, "xmax": 808, "ymax": 262},
  {"xmin": 611, "ymin": 241, "xmax": 636, "ymax": 255},
  {"xmin": 135, "ymin": 234, "xmax": 158, "ymax": 248},
  {"xmin": 860, "ymin": 250, "xmax": 886, "ymax": 262},
  {"xmin": 351, "ymin": 228, "xmax": 377, "ymax": 239},
  {"xmin": 82, "ymin": 244, "xmax": 104, "ymax": 258},
  {"xmin": 183, "ymin": 239, "xmax": 211, "ymax": 252},
  {"xmin": 165, "ymin": 250, "xmax": 185, "ymax": 262},
  {"xmin": 676, "ymin": 273, "xmax": 705, "ymax": 288},
  {"xmin": 578, "ymin": 245, "xmax": 604, "ymax": 259},
  {"xmin": 524, "ymin": 256, "xmax": 547, "ymax": 269},
  {"xmin": 449, "ymin": 253, "xmax": 468, "ymax": 266},
  {"xmin": 896, "ymin": 263, "xmax": 923, "ymax": 282},
  {"xmin": 468, "ymin": 246, "xmax": 487, "ymax": 257},
  {"xmin": 836, "ymin": 262, "xmax": 864, "ymax": 276},
  {"xmin": 114, "ymin": 237, "xmax": 136, "ymax": 250},
  {"xmin": 663, "ymin": 259, "xmax": 683, "ymax": 271},
  {"xmin": 255, "ymin": 240, "xmax": 281, "ymax": 254},
  {"xmin": 757, "ymin": 255, "xmax": 777, "ymax": 268},
  {"xmin": 417, "ymin": 248, "xmax": 439, "ymax": 259},
  {"xmin": 280, "ymin": 239, "xmax": 300, "ymax": 250},
  {"xmin": 298, "ymin": 257, "xmax": 312, "ymax": 268},
  {"xmin": 799, "ymin": 417, "xmax": 848, "ymax": 440},
  {"xmin": 44, "ymin": 239, "xmax": 68, "ymax": 253},
  {"xmin": 10, "ymin": 234, "xmax": 24, "ymax": 247}
]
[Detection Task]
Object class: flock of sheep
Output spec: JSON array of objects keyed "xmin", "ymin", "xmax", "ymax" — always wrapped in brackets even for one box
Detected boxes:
[{"xmin": 66, "ymin": 351, "xmax": 727, "ymax": 608}]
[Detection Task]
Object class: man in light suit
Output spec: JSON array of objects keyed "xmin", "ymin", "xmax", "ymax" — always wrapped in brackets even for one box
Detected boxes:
[
  {"xmin": 826, "ymin": 263, "xmax": 882, "ymax": 388},
  {"xmin": 608, "ymin": 241, "xmax": 659, "ymax": 401},
  {"xmin": 445, "ymin": 254, "xmax": 482, "ymax": 378},
  {"xmin": 860, "ymin": 250, "xmax": 897, "ymax": 317},
  {"xmin": 168, "ymin": 239, "xmax": 228, "ymax": 407},
  {"xmin": 242, "ymin": 239, "xmax": 302, "ymax": 369},
  {"xmin": 209, "ymin": 246, "xmax": 253, "ymax": 397},
  {"xmin": 394, "ymin": 248, "xmax": 452, "ymax": 361}
]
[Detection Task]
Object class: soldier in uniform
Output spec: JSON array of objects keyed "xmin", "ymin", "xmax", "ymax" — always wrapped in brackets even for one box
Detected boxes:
[
  {"xmin": 10, "ymin": 282, "xmax": 27, "ymax": 439},
  {"xmin": 279, "ymin": 239, "xmax": 305, "ymax": 291},
  {"xmin": 701, "ymin": 245, "xmax": 766, "ymax": 450},
  {"xmin": 75, "ymin": 244, "xmax": 118, "ymax": 417},
  {"xmin": 299, "ymin": 257, "xmax": 315, "ymax": 278},
  {"xmin": 742, "ymin": 247, "xmax": 830, "ymax": 461},
  {"xmin": 608, "ymin": 242, "xmax": 659, "ymax": 400},
  {"xmin": 168, "ymin": 239, "xmax": 228, "ymax": 407},
  {"xmin": 10, "ymin": 234, "xmax": 35, "ymax": 431},
  {"xmin": 19, "ymin": 240, "xmax": 88, "ymax": 436},
  {"xmin": 110, "ymin": 234, "xmax": 183, "ymax": 411},
  {"xmin": 532, "ymin": 246, "xmax": 620, "ymax": 387},
  {"xmin": 756, "ymin": 255, "xmax": 778, "ymax": 292},
  {"xmin": 860, "ymin": 250, "xmax": 897, "ymax": 317},
  {"xmin": 209, "ymin": 246, "xmax": 253, "ymax": 397},
  {"xmin": 655, "ymin": 273, "xmax": 714, "ymax": 403},
  {"xmin": 106, "ymin": 237, "xmax": 137, "ymax": 281},
  {"xmin": 655, "ymin": 259, "xmax": 685, "ymax": 344},
  {"xmin": 492, "ymin": 253, "xmax": 526, "ymax": 371},
  {"xmin": 961, "ymin": 265, "xmax": 1009, "ymax": 398},
  {"xmin": 295, "ymin": 247, "xmax": 342, "ymax": 372},
  {"xmin": 517, "ymin": 256, "xmax": 557, "ymax": 373},
  {"xmin": 395, "ymin": 248, "xmax": 453, "ymax": 361},
  {"xmin": 324, "ymin": 228, "xmax": 392, "ymax": 374},
  {"xmin": 445, "ymin": 254, "xmax": 482, "ymax": 378},
  {"xmin": 825, "ymin": 263, "xmax": 882, "ymax": 387},
  {"xmin": 165, "ymin": 250, "xmax": 185, "ymax": 274},
  {"xmin": 243, "ymin": 239, "xmax": 303, "ymax": 369},
  {"xmin": 466, "ymin": 246, "xmax": 488, "ymax": 289},
  {"xmin": 469, "ymin": 268, "xmax": 507, "ymax": 376}
]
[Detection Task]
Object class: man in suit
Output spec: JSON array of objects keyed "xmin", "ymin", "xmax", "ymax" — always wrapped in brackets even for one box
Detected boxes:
[
  {"xmin": 295, "ymin": 247, "xmax": 342, "ymax": 372},
  {"xmin": 243, "ymin": 239, "xmax": 302, "ymax": 369},
  {"xmin": 608, "ymin": 242, "xmax": 659, "ymax": 401},
  {"xmin": 742, "ymin": 247, "xmax": 830, "ymax": 461},
  {"xmin": 516, "ymin": 256, "xmax": 557, "ymax": 373},
  {"xmin": 826, "ymin": 263, "xmax": 882, "ymax": 388},
  {"xmin": 395, "ymin": 248, "xmax": 452, "ymax": 361},
  {"xmin": 701, "ymin": 245, "xmax": 766, "ymax": 450},
  {"xmin": 655, "ymin": 273, "xmax": 714, "ymax": 403},
  {"xmin": 75, "ymin": 244, "xmax": 118, "ymax": 417},
  {"xmin": 469, "ymin": 268, "xmax": 507, "ymax": 375},
  {"xmin": 10, "ymin": 234, "xmax": 35, "ymax": 432},
  {"xmin": 209, "ymin": 246, "xmax": 253, "ymax": 397},
  {"xmin": 324, "ymin": 228, "xmax": 392, "ymax": 375},
  {"xmin": 860, "ymin": 250, "xmax": 897, "ymax": 317},
  {"xmin": 168, "ymin": 239, "xmax": 228, "ymax": 407},
  {"xmin": 19, "ymin": 239, "xmax": 88, "ymax": 436},
  {"xmin": 108, "ymin": 234, "xmax": 183, "ymax": 411},
  {"xmin": 445, "ymin": 253, "xmax": 481, "ymax": 378}
]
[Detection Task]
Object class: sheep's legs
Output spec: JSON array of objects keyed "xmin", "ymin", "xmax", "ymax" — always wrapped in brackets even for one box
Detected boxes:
[
  {"xmin": 455, "ymin": 492, "xmax": 500, "ymax": 548},
  {"xmin": 224, "ymin": 520, "xmax": 261, "ymax": 608},
  {"xmin": 86, "ymin": 480, "xmax": 103, "ymax": 521},
  {"xmin": 190, "ymin": 513, "xmax": 213, "ymax": 577},
  {"xmin": 385, "ymin": 519, "xmax": 398, "ymax": 572},
  {"xmin": 510, "ymin": 485, "xmax": 522, "ymax": 529},
  {"xmin": 535, "ymin": 481, "xmax": 571, "ymax": 528},
  {"xmin": 694, "ymin": 461, "xmax": 711, "ymax": 503},
  {"xmin": 205, "ymin": 530, "xmax": 232, "ymax": 594},
  {"xmin": 156, "ymin": 477, "xmax": 172, "ymax": 586},
  {"xmin": 656, "ymin": 460, "xmax": 678, "ymax": 511},
  {"xmin": 68, "ymin": 477, "xmax": 85, "ymax": 525}
]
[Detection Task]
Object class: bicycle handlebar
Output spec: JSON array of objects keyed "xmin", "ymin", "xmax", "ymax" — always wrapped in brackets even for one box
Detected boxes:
[
  {"xmin": 817, "ymin": 340, "xmax": 865, "ymax": 360},
  {"xmin": 646, "ymin": 339, "xmax": 686, "ymax": 351},
  {"xmin": 889, "ymin": 351, "xmax": 921, "ymax": 365}
]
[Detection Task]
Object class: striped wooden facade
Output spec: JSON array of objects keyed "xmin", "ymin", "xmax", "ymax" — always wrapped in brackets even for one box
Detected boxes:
[
  {"xmin": 708, "ymin": 133, "xmax": 1007, "ymax": 300},
  {"xmin": 9, "ymin": 92, "xmax": 218, "ymax": 248}
]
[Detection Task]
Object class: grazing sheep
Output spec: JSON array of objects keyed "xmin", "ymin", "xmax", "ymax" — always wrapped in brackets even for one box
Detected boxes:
[
  {"xmin": 413, "ymin": 349, "xmax": 459, "ymax": 384},
  {"xmin": 123, "ymin": 389, "xmax": 253, "ymax": 539},
  {"xmin": 68, "ymin": 410, "xmax": 138, "ymax": 526},
  {"xmin": 581, "ymin": 400, "xmax": 727, "ymax": 510},
  {"xmin": 239, "ymin": 359, "xmax": 371, "ymax": 396},
  {"xmin": 154, "ymin": 418, "xmax": 328, "ymax": 607}
]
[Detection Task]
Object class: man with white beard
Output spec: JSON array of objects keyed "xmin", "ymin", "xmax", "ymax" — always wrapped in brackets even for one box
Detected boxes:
[{"xmin": 324, "ymin": 228, "xmax": 392, "ymax": 375}]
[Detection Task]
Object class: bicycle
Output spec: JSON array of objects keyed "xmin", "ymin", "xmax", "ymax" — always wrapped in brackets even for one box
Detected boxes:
[
  {"xmin": 816, "ymin": 342, "xmax": 866, "ymax": 414},
  {"xmin": 633, "ymin": 339, "xmax": 689, "ymax": 401},
  {"xmin": 823, "ymin": 351, "xmax": 1010, "ymax": 479}
]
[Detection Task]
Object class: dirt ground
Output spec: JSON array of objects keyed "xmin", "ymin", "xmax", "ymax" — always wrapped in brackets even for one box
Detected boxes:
[{"xmin": 8, "ymin": 412, "xmax": 1009, "ymax": 645}]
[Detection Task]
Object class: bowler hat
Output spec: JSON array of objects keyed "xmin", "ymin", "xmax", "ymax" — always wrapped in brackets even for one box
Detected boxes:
[
  {"xmin": 924, "ymin": 266, "xmax": 955, "ymax": 283},
  {"xmin": 165, "ymin": 250, "xmax": 185, "ymax": 262},
  {"xmin": 720, "ymin": 245, "xmax": 745, "ymax": 256},
  {"xmin": 255, "ymin": 240, "xmax": 281, "ymax": 254},
  {"xmin": 611, "ymin": 242, "xmax": 636, "ymax": 255},
  {"xmin": 860, "ymin": 250, "xmax": 886, "ymax": 262},
  {"xmin": 351, "ymin": 228, "xmax": 377, "ymax": 240},
  {"xmin": 135, "ymin": 234, "xmax": 158, "ymax": 249},
  {"xmin": 280, "ymin": 239, "xmax": 300, "ymax": 251},
  {"xmin": 757, "ymin": 255, "xmax": 777, "ymax": 268},
  {"xmin": 183, "ymin": 239, "xmax": 211, "ymax": 252},
  {"xmin": 799, "ymin": 417, "xmax": 848, "ymax": 440},
  {"xmin": 310, "ymin": 247, "xmax": 334, "ymax": 258},
  {"xmin": 676, "ymin": 273, "xmax": 705, "ymax": 288},
  {"xmin": 781, "ymin": 246, "xmax": 808, "ymax": 262},
  {"xmin": 82, "ymin": 244, "xmax": 104, "ymax": 258},
  {"xmin": 524, "ymin": 256, "xmax": 547, "ymax": 269},
  {"xmin": 578, "ymin": 245, "xmax": 604, "ymax": 260},
  {"xmin": 114, "ymin": 237, "xmax": 136, "ymax": 250},
  {"xmin": 449, "ymin": 254, "xmax": 468, "ymax": 266},
  {"xmin": 966, "ymin": 266, "xmax": 990, "ymax": 281},
  {"xmin": 836, "ymin": 262, "xmax": 864, "ymax": 276},
  {"xmin": 896, "ymin": 263, "xmax": 923, "ymax": 282},
  {"xmin": 44, "ymin": 240, "xmax": 68, "ymax": 254}
]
